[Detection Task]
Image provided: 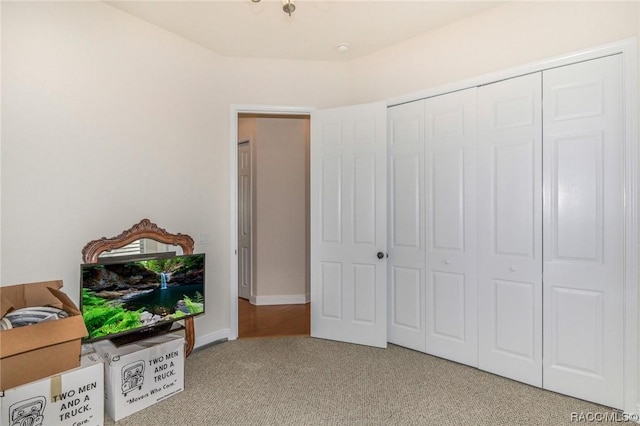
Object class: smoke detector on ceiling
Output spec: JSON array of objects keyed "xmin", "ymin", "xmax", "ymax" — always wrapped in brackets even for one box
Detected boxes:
[{"xmin": 337, "ymin": 43, "xmax": 350, "ymax": 54}]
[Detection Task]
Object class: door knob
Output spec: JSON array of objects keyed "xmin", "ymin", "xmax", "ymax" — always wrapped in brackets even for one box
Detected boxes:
[{"xmin": 377, "ymin": 252, "xmax": 385, "ymax": 260}]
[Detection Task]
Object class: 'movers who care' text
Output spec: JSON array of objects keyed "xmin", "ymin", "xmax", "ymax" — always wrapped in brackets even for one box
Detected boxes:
[{"xmin": 126, "ymin": 349, "xmax": 180, "ymax": 405}]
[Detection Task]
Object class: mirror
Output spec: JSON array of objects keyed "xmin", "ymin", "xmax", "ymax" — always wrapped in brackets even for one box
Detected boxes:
[
  {"xmin": 97, "ymin": 238, "xmax": 184, "ymax": 259},
  {"xmin": 82, "ymin": 219, "xmax": 194, "ymax": 264},
  {"xmin": 82, "ymin": 218, "xmax": 196, "ymax": 356}
]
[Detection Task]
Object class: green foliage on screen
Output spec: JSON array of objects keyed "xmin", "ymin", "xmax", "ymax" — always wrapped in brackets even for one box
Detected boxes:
[
  {"xmin": 183, "ymin": 293, "xmax": 204, "ymax": 314},
  {"xmin": 140, "ymin": 255, "xmax": 204, "ymax": 274},
  {"xmin": 82, "ymin": 288, "xmax": 143, "ymax": 338}
]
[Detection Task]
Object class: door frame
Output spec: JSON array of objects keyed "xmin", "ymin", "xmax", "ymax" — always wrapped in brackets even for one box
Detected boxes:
[
  {"xmin": 229, "ymin": 105, "xmax": 315, "ymax": 340},
  {"xmin": 227, "ymin": 38, "xmax": 637, "ymax": 415}
]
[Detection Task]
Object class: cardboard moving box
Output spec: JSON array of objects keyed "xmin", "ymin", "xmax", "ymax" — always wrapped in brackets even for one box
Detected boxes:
[
  {"xmin": 0, "ymin": 353, "xmax": 104, "ymax": 426},
  {"xmin": 93, "ymin": 333, "xmax": 185, "ymax": 422},
  {"xmin": 0, "ymin": 280, "xmax": 88, "ymax": 391}
]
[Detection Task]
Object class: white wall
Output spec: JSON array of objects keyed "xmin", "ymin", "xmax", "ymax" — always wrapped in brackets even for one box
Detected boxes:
[
  {"xmin": 0, "ymin": 1, "xmax": 351, "ymax": 343},
  {"xmin": 637, "ymin": 2, "xmax": 640, "ymax": 415},
  {"xmin": 254, "ymin": 117, "xmax": 309, "ymax": 301},
  {"xmin": 237, "ymin": 116, "xmax": 310, "ymax": 304},
  {"xmin": 1, "ymin": 1, "xmax": 225, "ymax": 342},
  {"xmin": 0, "ymin": 1, "xmax": 3, "ymax": 284},
  {"xmin": 351, "ymin": 1, "xmax": 639, "ymax": 103}
]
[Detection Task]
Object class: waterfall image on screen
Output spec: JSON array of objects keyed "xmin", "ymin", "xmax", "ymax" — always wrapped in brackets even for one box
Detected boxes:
[{"xmin": 80, "ymin": 253, "xmax": 205, "ymax": 342}]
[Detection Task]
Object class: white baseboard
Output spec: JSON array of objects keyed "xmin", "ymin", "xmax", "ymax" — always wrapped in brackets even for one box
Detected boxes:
[
  {"xmin": 250, "ymin": 293, "xmax": 310, "ymax": 306},
  {"xmin": 193, "ymin": 328, "xmax": 231, "ymax": 350}
]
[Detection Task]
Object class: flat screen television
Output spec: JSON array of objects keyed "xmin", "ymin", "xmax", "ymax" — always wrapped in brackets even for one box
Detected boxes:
[{"xmin": 80, "ymin": 253, "xmax": 205, "ymax": 345}]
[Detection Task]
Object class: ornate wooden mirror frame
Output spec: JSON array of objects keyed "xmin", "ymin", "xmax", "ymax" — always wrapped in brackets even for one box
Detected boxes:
[{"xmin": 82, "ymin": 218, "xmax": 196, "ymax": 357}]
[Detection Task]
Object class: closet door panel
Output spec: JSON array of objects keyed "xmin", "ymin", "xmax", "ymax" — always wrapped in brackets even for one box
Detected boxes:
[
  {"xmin": 493, "ymin": 279, "xmax": 536, "ymax": 359},
  {"xmin": 388, "ymin": 101, "xmax": 426, "ymax": 352},
  {"xmin": 431, "ymin": 271, "xmax": 466, "ymax": 341},
  {"xmin": 432, "ymin": 149, "xmax": 464, "ymax": 250},
  {"xmin": 391, "ymin": 266, "xmax": 422, "ymax": 332},
  {"xmin": 424, "ymin": 88, "xmax": 478, "ymax": 367},
  {"xmin": 543, "ymin": 55, "xmax": 623, "ymax": 409},
  {"xmin": 493, "ymin": 142, "xmax": 536, "ymax": 256},
  {"xmin": 552, "ymin": 135, "xmax": 601, "ymax": 259},
  {"xmin": 477, "ymin": 73, "xmax": 542, "ymax": 386}
]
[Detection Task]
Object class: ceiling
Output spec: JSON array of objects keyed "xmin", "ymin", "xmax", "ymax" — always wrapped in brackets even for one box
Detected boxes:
[{"xmin": 105, "ymin": 0, "xmax": 505, "ymax": 61}]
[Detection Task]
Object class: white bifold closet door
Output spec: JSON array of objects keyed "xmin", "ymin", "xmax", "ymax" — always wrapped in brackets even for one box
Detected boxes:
[
  {"xmin": 384, "ymin": 54, "xmax": 625, "ymax": 409},
  {"xmin": 477, "ymin": 73, "xmax": 543, "ymax": 387},
  {"xmin": 424, "ymin": 88, "xmax": 478, "ymax": 367},
  {"xmin": 387, "ymin": 101, "xmax": 426, "ymax": 352},
  {"xmin": 542, "ymin": 55, "xmax": 624, "ymax": 409}
]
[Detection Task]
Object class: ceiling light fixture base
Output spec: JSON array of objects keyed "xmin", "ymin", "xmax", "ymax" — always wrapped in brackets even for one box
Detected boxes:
[{"xmin": 282, "ymin": 0, "xmax": 295, "ymax": 16}]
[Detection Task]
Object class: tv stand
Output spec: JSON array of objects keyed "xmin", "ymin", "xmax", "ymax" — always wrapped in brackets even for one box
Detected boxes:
[
  {"xmin": 105, "ymin": 319, "xmax": 195, "ymax": 353},
  {"xmin": 109, "ymin": 322, "xmax": 178, "ymax": 347}
]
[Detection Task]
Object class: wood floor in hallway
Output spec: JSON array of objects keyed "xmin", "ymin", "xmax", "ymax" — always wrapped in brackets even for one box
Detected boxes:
[{"xmin": 238, "ymin": 298, "xmax": 310, "ymax": 338}]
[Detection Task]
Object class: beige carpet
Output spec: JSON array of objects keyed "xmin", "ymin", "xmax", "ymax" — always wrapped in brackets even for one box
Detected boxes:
[{"xmin": 104, "ymin": 337, "xmax": 630, "ymax": 425}]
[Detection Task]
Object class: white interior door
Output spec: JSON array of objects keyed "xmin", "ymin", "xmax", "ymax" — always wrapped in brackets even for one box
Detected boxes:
[
  {"xmin": 310, "ymin": 102, "xmax": 388, "ymax": 348},
  {"xmin": 542, "ymin": 55, "xmax": 624, "ymax": 408},
  {"xmin": 238, "ymin": 141, "xmax": 252, "ymax": 300},
  {"xmin": 477, "ymin": 73, "xmax": 543, "ymax": 386},
  {"xmin": 387, "ymin": 100, "xmax": 426, "ymax": 352},
  {"xmin": 424, "ymin": 88, "xmax": 478, "ymax": 367}
]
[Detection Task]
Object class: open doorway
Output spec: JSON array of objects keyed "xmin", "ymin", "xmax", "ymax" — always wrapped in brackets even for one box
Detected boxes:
[{"xmin": 236, "ymin": 113, "xmax": 311, "ymax": 338}]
